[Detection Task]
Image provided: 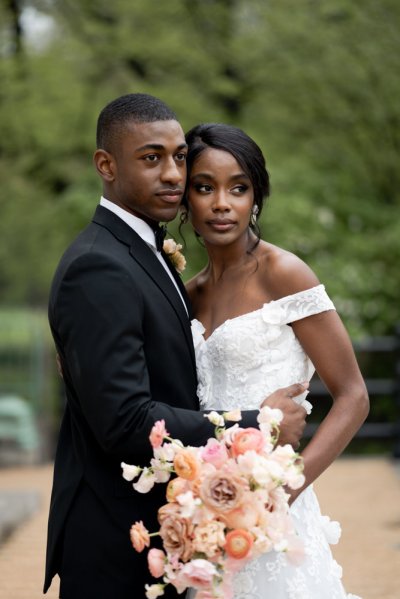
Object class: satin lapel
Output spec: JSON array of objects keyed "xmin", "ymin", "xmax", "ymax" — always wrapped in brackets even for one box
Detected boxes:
[
  {"xmin": 161, "ymin": 250, "xmax": 193, "ymax": 319},
  {"xmin": 92, "ymin": 206, "xmax": 196, "ymax": 372}
]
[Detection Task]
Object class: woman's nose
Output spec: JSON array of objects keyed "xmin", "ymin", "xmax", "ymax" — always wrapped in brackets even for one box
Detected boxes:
[{"xmin": 212, "ymin": 190, "xmax": 230, "ymax": 211}]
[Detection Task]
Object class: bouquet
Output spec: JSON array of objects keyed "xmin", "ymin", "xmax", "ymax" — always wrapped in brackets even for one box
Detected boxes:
[{"xmin": 121, "ymin": 407, "xmax": 305, "ymax": 599}]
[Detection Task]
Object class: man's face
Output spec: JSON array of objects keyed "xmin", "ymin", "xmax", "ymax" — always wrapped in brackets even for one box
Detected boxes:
[{"xmin": 106, "ymin": 119, "xmax": 187, "ymax": 225}]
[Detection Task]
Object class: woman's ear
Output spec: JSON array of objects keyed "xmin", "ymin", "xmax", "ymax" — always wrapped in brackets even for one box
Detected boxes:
[{"xmin": 93, "ymin": 149, "xmax": 115, "ymax": 182}]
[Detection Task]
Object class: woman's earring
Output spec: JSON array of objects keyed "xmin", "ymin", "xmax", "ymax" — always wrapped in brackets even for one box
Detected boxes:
[
  {"xmin": 250, "ymin": 205, "xmax": 259, "ymax": 227},
  {"xmin": 180, "ymin": 207, "xmax": 188, "ymax": 225}
]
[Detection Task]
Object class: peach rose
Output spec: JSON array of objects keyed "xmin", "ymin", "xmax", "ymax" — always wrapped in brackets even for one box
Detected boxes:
[
  {"xmin": 222, "ymin": 501, "xmax": 260, "ymax": 530},
  {"xmin": 157, "ymin": 502, "xmax": 180, "ymax": 525},
  {"xmin": 200, "ymin": 470, "xmax": 246, "ymax": 513},
  {"xmin": 149, "ymin": 420, "xmax": 169, "ymax": 449},
  {"xmin": 224, "ymin": 529, "xmax": 253, "ymax": 560},
  {"xmin": 230, "ymin": 427, "xmax": 266, "ymax": 457},
  {"xmin": 166, "ymin": 477, "xmax": 189, "ymax": 502},
  {"xmin": 130, "ymin": 521, "xmax": 150, "ymax": 553},
  {"xmin": 159, "ymin": 514, "xmax": 194, "ymax": 562},
  {"xmin": 147, "ymin": 548, "xmax": 166, "ymax": 578},
  {"xmin": 173, "ymin": 449, "xmax": 200, "ymax": 481}
]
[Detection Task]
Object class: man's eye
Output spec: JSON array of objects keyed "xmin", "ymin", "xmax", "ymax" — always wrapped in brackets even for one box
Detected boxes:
[
  {"xmin": 175, "ymin": 153, "xmax": 187, "ymax": 162},
  {"xmin": 144, "ymin": 154, "xmax": 159, "ymax": 162}
]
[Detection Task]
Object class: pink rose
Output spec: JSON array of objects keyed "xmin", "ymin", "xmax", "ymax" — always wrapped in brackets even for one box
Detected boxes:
[
  {"xmin": 147, "ymin": 548, "xmax": 166, "ymax": 578},
  {"xmin": 179, "ymin": 559, "xmax": 217, "ymax": 590},
  {"xmin": 230, "ymin": 427, "xmax": 266, "ymax": 457},
  {"xmin": 200, "ymin": 438, "xmax": 229, "ymax": 468},
  {"xmin": 149, "ymin": 420, "xmax": 169, "ymax": 449}
]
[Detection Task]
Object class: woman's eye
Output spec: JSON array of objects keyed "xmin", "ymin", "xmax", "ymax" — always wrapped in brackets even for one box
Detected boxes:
[
  {"xmin": 194, "ymin": 184, "xmax": 212, "ymax": 193},
  {"xmin": 232, "ymin": 185, "xmax": 248, "ymax": 194}
]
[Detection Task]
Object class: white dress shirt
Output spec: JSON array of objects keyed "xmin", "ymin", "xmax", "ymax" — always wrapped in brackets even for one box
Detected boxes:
[{"xmin": 99, "ymin": 197, "xmax": 188, "ymax": 313}]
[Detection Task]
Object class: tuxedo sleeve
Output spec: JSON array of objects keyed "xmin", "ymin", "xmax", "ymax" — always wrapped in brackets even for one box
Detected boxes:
[{"xmin": 51, "ymin": 252, "xmax": 259, "ymax": 463}]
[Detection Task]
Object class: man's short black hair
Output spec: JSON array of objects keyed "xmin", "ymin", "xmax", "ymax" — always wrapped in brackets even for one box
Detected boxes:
[{"xmin": 96, "ymin": 93, "xmax": 177, "ymax": 151}]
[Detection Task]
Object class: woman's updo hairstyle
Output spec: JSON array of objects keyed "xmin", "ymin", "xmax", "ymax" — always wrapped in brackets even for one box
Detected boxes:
[{"xmin": 184, "ymin": 123, "xmax": 270, "ymax": 234}]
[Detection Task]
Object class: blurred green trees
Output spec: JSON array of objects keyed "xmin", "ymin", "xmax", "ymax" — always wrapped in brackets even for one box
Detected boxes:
[{"xmin": 1, "ymin": 0, "xmax": 399, "ymax": 336}]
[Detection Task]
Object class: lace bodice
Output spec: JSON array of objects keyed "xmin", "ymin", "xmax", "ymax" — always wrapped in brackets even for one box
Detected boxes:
[
  {"xmin": 189, "ymin": 285, "xmax": 361, "ymax": 599},
  {"xmin": 191, "ymin": 284, "xmax": 335, "ymax": 414}
]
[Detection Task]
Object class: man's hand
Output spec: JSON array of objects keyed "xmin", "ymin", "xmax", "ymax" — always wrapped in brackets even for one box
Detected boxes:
[{"xmin": 260, "ymin": 382, "xmax": 309, "ymax": 448}]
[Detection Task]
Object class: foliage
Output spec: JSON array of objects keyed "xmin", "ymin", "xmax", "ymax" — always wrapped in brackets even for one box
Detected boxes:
[{"xmin": 0, "ymin": 0, "xmax": 399, "ymax": 337}]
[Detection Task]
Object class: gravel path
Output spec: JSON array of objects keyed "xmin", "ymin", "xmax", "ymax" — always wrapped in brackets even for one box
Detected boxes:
[{"xmin": 0, "ymin": 458, "xmax": 399, "ymax": 599}]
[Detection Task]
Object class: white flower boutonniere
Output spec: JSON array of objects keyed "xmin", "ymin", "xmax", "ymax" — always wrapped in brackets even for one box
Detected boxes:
[{"xmin": 163, "ymin": 238, "xmax": 186, "ymax": 274}]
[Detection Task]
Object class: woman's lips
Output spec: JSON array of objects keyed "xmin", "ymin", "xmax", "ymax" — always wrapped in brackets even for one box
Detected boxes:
[{"xmin": 207, "ymin": 219, "xmax": 236, "ymax": 232}]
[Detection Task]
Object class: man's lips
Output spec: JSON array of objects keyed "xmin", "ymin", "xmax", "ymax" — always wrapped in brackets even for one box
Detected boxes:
[{"xmin": 156, "ymin": 189, "xmax": 183, "ymax": 203}]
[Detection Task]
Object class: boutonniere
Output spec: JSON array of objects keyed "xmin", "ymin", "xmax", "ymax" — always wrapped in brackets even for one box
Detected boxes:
[{"xmin": 163, "ymin": 238, "xmax": 186, "ymax": 274}]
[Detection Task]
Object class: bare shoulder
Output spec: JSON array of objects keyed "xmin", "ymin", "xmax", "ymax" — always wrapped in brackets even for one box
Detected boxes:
[
  {"xmin": 257, "ymin": 241, "xmax": 320, "ymax": 300},
  {"xmin": 185, "ymin": 269, "xmax": 207, "ymax": 312}
]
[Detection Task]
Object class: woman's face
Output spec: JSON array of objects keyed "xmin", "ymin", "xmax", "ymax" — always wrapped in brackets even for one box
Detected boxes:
[{"xmin": 187, "ymin": 148, "xmax": 254, "ymax": 246}]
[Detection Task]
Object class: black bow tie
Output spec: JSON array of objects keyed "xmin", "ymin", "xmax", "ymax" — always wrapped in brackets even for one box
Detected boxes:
[{"xmin": 154, "ymin": 224, "xmax": 167, "ymax": 252}]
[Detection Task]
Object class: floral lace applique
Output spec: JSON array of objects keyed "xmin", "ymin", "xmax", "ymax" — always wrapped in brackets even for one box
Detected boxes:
[{"xmin": 189, "ymin": 285, "xmax": 361, "ymax": 598}]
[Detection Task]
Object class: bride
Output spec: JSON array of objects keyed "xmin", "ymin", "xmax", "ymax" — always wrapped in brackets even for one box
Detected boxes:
[{"xmin": 182, "ymin": 123, "xmax": 369, "ymax": 599}]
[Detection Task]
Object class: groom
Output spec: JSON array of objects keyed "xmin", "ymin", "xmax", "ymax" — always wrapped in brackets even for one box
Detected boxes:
[{"xmin": 44, "ymin": 93, "xmax": 308, "ymax": 598}]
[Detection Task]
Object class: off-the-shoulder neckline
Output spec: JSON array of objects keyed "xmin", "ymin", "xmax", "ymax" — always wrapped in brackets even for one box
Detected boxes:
[{"xmin": 192, "ymin": 284, "xmax": 325, "ymax": 342}]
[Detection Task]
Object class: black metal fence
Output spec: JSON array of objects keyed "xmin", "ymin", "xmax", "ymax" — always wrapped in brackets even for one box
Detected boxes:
[{"xmin": 306, "ymin": 324, "xmax": 400, "ymax": 457}]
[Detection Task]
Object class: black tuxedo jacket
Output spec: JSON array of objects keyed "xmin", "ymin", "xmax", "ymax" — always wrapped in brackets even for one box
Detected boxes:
[{"xmin": 44, "ymin": 206, "xmax": 259, "ymax": 598}]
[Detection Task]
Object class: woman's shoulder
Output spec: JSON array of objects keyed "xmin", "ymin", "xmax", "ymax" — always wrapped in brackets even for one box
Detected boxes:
[
  {"xmin": 256, "ymin": 241, "xmax": 320, "ymax": 300},
  {"xmin": 185, "ymin": 269, "xmax": 208, "ymax": 310}
]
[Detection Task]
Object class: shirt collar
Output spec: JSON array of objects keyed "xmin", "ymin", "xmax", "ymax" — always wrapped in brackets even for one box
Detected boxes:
[{"xmin": 100, "ymin": 196, "xmax": 157, "ymax": 250}]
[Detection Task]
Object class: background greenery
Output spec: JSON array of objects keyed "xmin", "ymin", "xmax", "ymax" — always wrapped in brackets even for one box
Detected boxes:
[{"xmin": 1, "ymin": 1, "xmax": 399, "ymax": 453}]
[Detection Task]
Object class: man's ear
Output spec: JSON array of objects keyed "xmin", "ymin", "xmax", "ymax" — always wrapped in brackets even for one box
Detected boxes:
[{"xmin": 93, "ymin": 149, "xmax": 116, "ymax": 182}]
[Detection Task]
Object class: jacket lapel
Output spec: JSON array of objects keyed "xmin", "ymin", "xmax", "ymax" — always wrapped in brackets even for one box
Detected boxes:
[{"xmin": 92, "ymin": 206, "xmax": 196, "ymax": 372}]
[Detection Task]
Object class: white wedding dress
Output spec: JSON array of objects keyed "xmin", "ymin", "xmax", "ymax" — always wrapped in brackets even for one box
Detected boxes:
[{"xmin": 189, "ymin": 285, "xmax": 361, "ymax": 599}]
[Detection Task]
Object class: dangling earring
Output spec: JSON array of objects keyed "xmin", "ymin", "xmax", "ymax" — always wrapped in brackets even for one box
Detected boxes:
[
  {"xmin": 250, "ymin": 205, "xmax": 259, "ymax": 227},
  {"xmin": 180, "ymin": 207, "xmax": 188, "ymax": 225}
]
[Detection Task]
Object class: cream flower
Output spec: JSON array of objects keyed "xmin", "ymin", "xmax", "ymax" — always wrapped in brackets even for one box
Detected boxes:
[
  {"xmin": 204, "ymin": 411, "xmax": 225, "ymax": 427},
  {"xmin": 192, "ymin": 519, "xmax": 226, "ymax": 556},
  {"xmin": 145, "ymin": 583, "xmax": 165, "ymax": 599},
  {"xmin": 163, "ymin": 238, "xmax": 186, "ymax": 273},
  {"xmin": 132, "ymin": 467, "xmax": 156, "ymax": 493},
  {"xmin": 120, "ymin": 462, "xmax": 141, "ymax": 481}
]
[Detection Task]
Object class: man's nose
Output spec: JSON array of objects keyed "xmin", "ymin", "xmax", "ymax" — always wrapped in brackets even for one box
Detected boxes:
[{"xmin": 161, "ymin": 157, "xmax": 184, "ymax": 185}]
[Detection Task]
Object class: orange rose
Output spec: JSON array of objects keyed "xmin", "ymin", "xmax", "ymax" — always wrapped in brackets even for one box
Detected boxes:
[
  {"xmin": 230, "ymin": 428, "xmax": 265, "ymax": 457},
  {"xmin": 224, "ymin": 529, "xmax": 253, "ymax": 560},
  {"xmin": 173, "ymin": 449, "xmax": 200, "ymax": 481}
]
